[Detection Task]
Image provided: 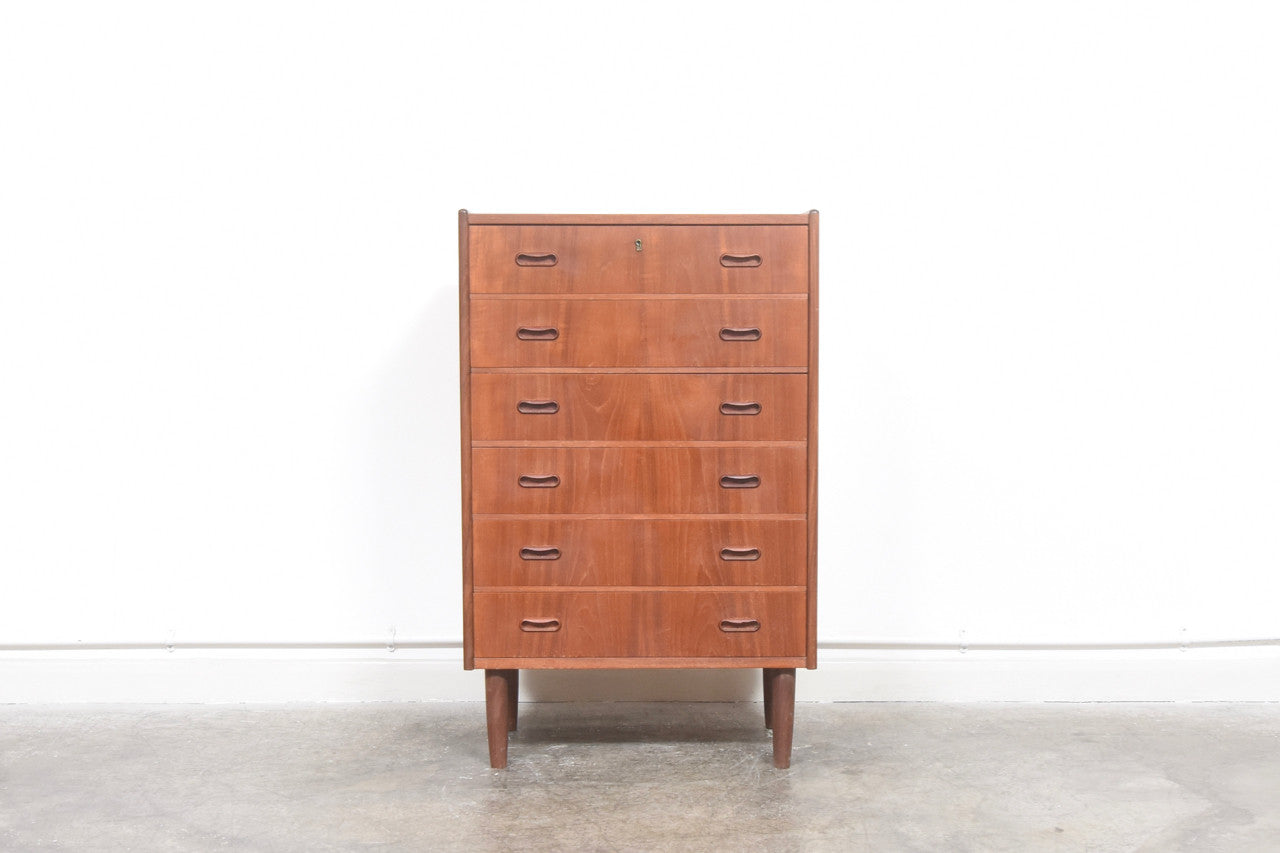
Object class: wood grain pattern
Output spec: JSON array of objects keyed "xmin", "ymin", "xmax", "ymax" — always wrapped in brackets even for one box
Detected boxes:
[
  {"xmin": 474, "ymin": 293, "xmax": 807, "ymax": 301},
  {"xmin": 477, "ymin": 514, "xmax": 805, "ymax": 521},
  {"xmin": 472, "ymin": 656, "xmax": 807, "ymax": 669},
  {"xmin": 471, "ymin": 446, "xmax": 806, "ymax": 514},
  {"xmin": 469, "ymin": 298, "xmax": 808, "ymax": 369},
  {"xmin": 472, "ymin": 518, "xmax": 806, "ymax": 587},
  {"xmin": 473, "ymin": 590, "xmax": 805, "ymax": 659},
  {"xmin": 471, "ymin": 373, "xmax": 807, "ymax": 442},
  {"xmin": 470, "ymin": 225, "xmax": 808, "ymax": 293},
  {"xmin": 468, "ymin": 214, "xmax": 811, "ymax": 225},
  {"xmin": 473, "ymin": 367, "xmax": 805, "ymax": 375}
]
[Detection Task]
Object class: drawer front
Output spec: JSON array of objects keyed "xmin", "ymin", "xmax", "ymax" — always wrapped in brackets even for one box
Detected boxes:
[
  {"xmin": 470, "ymin": 225, "xmax": 808, "ymax": 294},
  {"xmin": 473, "ymin": 518, "xmax": 806, "ymax": 587},
  {"xmin": 473, "ymin": 590, "xmax": 806, "ymax": 658},
  {"xmin": 472, "ymin": 446, "xmax": 806, "ymax": 514},
  {"xmin": 471, "ymin": 373, "xmax": 807, "ymax": 442},
  {"xmin": 469, "ymin": 298, "xmax": 807, "ymax": 368}
]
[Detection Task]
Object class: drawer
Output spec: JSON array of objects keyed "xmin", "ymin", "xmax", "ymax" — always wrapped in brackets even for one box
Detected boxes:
[
  {"xmin": 471, "ymin": 446, "xmax": 806, "ymax": 514},
  {"xmin": 469, "ymin": 225, "xmax": 808, "ymax": 294},
  {"xmin": 473, "ymin": 518, "xmax": 806, "ymax": 587},
  {"xmin": 469, "ymin": 298, "xmax": 807, "ymax": 369},
  {"xmin": 471, "ymin": 373, "xmax": 807, "ymax": 442},
  {"xmin": 473, "ymin": 590, "xmax": 806, "ymax": 658}
]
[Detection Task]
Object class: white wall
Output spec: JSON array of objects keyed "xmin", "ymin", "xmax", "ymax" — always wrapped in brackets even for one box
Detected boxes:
[{"xmin": 2, "ymin": 1, "xmax": 1278, "ymax": 701}]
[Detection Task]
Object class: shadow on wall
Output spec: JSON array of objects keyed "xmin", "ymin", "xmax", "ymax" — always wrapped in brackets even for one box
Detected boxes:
[{"xmin": 523, "ymin": 669, "xmax": 762, "ymax": 702}]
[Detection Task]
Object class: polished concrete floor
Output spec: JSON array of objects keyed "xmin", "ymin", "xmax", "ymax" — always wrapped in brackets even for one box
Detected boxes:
[{"xmin": 1, "ymin": 702, "xmax": 1278, "ymax": 852}]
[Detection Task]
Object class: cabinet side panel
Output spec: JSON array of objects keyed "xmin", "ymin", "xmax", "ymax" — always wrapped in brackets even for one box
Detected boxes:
[
  {"xmin": 806, "ymin": 211, "xmax": 819, "ymax": 669},
  {"xmin": 459, "ymin": 210, "xmax": 475, "ymax": 669}
]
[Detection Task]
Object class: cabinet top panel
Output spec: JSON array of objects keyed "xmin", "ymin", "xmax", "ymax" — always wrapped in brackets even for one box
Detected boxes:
[{"xmin": 464, "ymin": 213, "xmax": 814, "ymax": 226}]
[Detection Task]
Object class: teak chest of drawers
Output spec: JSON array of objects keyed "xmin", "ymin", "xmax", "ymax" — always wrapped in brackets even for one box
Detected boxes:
[{"xmin": 459, "ymin": 211, "xmax": 818, "ymax": 768}]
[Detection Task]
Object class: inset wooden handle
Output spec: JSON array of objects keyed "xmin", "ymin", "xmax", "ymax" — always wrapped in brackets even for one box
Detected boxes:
[
  {"xmin": 516, "ymin": 326, "xmax": 559, "ymax": 341},
  {"xmin": 520, "ymin": 618, "xmax": 561, "ymax": 632},
  {"xmin": 720, "ymin": 618, "xmax": 761, "ymax": 633},
  {"xmin": 720, "ymin": 401, "xmax": 762, "ymax": 416},
  {"xmin": 720, "ymin": 253, "xmax": 762, "ymax": 268},
  {"xmin": 719, "ymin": 327, "xmax": 762, "ymax": 341},
  {"xmin": 720, "ymin": 474, "xmax": 760, "ymax": 489},
  {"xmin": 515, "ymin": 252, "xmax": 557, "ymax": 267},
  {"xmin": 719, "ymin": 547, "xmax": 761, "ymax": 561},
  {"xmin": 518, "ymin": 474, "xmax": 560, "ymax": 488},
  {"xmin": 519, "ymin": 546, "xmax": 561, "ymax": 561},
  {"xmin": 517, "ymin": 400, "xmax": 559, "ymax": 415}
]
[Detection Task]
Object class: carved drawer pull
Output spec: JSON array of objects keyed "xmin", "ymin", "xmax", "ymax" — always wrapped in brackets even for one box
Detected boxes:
[
  {"xmin": 517, "ymin": 400, "xmax": 560, "ymax": 415},
  {"xmin": 720, "ymin": 474, "xmax": 760, "ymax": 489},
  {"xmin": 520, "ymin": 618, "xmax": 561, "ymax": 632},
  {"xmin": 519, "ymin": 547, "xmax": 561, "ymax": 561},
  {"xmin": 719, "ymin": 327, "xmax": 762, "ymax": 342},
  {"xmin": 515, "ymin": 252, "xmax": 557, "ymax": 267},
  {"xmin": 720, "ymin": 253, "xmax": 763, "ymax": 268},
  {"xmin": 518, "ymin": 474, "xmax": 560, "ymax": 488},
  {"xmin": 720, "ymin": 618, "xmax": 761, "ymax": 633},
  {"xmin": 720, "ymin": 401, "xmax": 762, "ymax": 416},
  {"xmin": 719, "ymin": 547, "xmax": 761, "ymax": 561},
  {"xmin": 516, "ymin": 326, "xmax": 559, "ymax": 341}
]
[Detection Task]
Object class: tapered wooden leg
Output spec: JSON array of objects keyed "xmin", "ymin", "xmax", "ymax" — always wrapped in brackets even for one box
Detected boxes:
[
  {"xmin": 485, "ymin": 669, "xmax": 514, "ymax": 768},
  {"xmin": 763, "ymin": 668, "xmax": 774, "ymax": 729},
  {"xmin": 507, "ymin": 669, "xmax": 519, "ymax": 732},
  {"xmin": 768, "ymin": 667, "xmax": 796, "ymax": 769}
]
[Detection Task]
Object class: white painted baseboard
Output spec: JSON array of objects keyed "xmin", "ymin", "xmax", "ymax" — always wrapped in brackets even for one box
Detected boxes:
[{"xmin": 2, "ymin": 645, "xmax": 1277, "ymax": 703}]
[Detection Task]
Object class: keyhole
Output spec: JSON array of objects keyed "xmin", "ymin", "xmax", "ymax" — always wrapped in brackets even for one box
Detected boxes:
[{"xmin": 635, "ymin": 239, "xmax": 642, "ymax": 252}]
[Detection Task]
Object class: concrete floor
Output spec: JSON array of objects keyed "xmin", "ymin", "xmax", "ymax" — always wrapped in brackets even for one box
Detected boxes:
[{"xmin": 1, "ymin": 703, "xmax": 1278, "ymax": 852}]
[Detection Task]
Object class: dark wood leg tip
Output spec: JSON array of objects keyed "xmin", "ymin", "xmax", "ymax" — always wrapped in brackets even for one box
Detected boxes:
[{"xmin": 763, "ymin": 668, "xmax": 774, "ymax": 730}]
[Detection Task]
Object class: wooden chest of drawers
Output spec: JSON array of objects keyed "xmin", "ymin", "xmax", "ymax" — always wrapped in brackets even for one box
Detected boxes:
[{"xmin": 459, "ymin": 212, "xmax": 818, "ymax": 768}]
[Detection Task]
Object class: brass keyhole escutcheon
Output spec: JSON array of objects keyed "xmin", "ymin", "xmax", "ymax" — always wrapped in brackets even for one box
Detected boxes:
[{"xmin": 635, "ymin": 239, "xmax": 642, "ymax": 252}]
